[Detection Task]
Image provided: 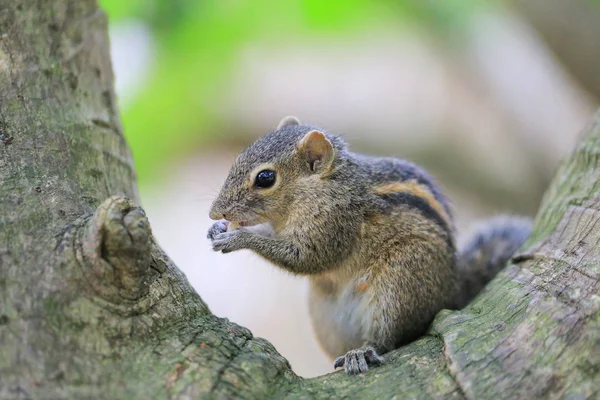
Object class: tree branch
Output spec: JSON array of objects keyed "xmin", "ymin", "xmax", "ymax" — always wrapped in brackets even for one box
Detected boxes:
[{"xmin": 0, "ymin": 1, "xmax": 598, "ymax": 399}]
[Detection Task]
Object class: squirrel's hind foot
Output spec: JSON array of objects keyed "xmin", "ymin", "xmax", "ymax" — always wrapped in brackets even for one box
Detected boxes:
[{"xmin": 333, "ymin": 346, "xmax": 383, "ymax": 375}]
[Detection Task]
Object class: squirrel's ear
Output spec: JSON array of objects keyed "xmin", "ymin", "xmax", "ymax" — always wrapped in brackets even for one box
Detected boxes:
[
  {"xmin": 277, "ymin": 116, "xmax": 300, "ymax": 130},
  {"xmin": 298, "ymin": 130, "xmax": 334, "ymax": 173}
]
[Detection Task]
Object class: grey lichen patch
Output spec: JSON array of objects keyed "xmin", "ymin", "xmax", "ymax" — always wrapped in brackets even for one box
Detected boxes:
[{"xmin": 0, "ymin": 47, "xmax": 11, "ymax": 72}]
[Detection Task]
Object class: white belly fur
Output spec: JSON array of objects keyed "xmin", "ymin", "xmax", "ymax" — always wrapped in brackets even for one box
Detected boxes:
[{"xmin": 308, "ymin": 279, "xmax": 373, "ymax": 359}]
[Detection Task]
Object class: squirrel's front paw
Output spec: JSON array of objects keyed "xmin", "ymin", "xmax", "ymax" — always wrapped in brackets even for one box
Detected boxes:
[
  {"xmin": 333, "ymin": 346, "xmax": 383, "ymax": 375},
  {"xmin": 211, "ymin": 230, "xmax": 247, "ymax": 253}
]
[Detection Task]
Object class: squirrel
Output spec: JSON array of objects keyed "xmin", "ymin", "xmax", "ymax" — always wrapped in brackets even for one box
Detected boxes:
[{"xmin": 207, "ymin": 116, "xmax": 532, "ymax": 374}]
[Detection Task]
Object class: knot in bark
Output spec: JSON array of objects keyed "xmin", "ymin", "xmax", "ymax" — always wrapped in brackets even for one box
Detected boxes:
[{"xmin": 76, "ymin": 195, "xmax": 157, "ymax": 304}]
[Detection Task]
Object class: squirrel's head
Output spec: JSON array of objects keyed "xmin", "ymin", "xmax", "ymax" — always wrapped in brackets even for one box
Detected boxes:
[{"xmin": 209, "ymin": 116, "xmax": 345, "ymax": 229}]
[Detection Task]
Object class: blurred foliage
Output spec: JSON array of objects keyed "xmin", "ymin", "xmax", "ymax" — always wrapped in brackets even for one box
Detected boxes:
[{"xmin": 99, "ymin": 0, "xmax": 491, "ymax": 184}]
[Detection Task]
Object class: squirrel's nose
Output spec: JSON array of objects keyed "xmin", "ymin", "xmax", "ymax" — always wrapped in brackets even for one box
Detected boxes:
[
  {"xmin": 209, "ymin": 201, "xmax": 234, "ymax": 221},
  {"xmin": 209, "ymin": 209, "xmax": 224, "ymax": 220},
  {"xmin": 209, "ymin": 202, "xmax": 224, "ymax": 220}
]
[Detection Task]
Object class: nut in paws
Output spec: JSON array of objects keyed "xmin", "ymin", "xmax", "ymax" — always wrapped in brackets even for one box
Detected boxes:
[{"xmin": 207, "ymin": 220, "xmax": 228, "ymax": 240}]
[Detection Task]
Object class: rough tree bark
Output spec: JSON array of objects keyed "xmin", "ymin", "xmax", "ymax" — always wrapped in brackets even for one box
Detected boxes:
[{"xmin": 0, "ymin": 1, "xmax": 598, "ymax": 399}]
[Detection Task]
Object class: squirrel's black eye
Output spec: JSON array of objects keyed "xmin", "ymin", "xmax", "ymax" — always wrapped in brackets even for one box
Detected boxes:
[{"xmin": 254, "ymin": 169, "xmax": 276, "ymax": 189}]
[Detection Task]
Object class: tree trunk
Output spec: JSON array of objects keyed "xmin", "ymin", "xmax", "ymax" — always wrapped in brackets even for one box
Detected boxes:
[{"xmin": 0, "ymin": 1, "xmax": 598, "ymax": 399}]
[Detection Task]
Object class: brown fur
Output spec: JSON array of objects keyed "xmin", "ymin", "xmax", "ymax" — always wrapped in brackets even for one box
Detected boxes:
[
  {"xmin": 373, "ymin": 180, "xmax": 452, "ymax": 229},
  {"xmin": 208, "ymin": 117, "xmax": 531, "ymax": 374},
  {"xmin": 308, "ymin": 206, "xmax": 455, "ymax": 359}
]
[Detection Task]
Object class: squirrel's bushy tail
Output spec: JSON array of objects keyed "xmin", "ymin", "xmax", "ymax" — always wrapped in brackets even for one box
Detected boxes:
[{"xmin": 455, "ymin": 216, "xmax": 532, "ymax": 308}]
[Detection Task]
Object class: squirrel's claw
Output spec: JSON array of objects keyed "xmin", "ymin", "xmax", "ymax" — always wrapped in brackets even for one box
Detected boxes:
[
  {"xmin": 333, "ymin": 356, "xmax": 346, "ymax": 369},
  {"xmin": 333, "ymin": 355, "xmax": 345, "ymax": 369},
  {"xmin": 333, "ymin": 346, "xmax": 383, "ymax": 375}
]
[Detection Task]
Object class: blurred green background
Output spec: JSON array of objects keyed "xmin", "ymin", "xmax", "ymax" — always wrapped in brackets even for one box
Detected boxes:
[
  {"xmin": 98, "ymin": 0, "xmax": 600, "ymax": 377},
  {"xmin": 99, "ymin": 0, "xmax": 501, "ymax": 184}
]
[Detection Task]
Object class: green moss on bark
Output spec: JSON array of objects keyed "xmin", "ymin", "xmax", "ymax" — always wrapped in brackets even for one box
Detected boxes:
[{"xmin": 0, "ymin": 1, "xmax": 598, "ymax": 399}]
